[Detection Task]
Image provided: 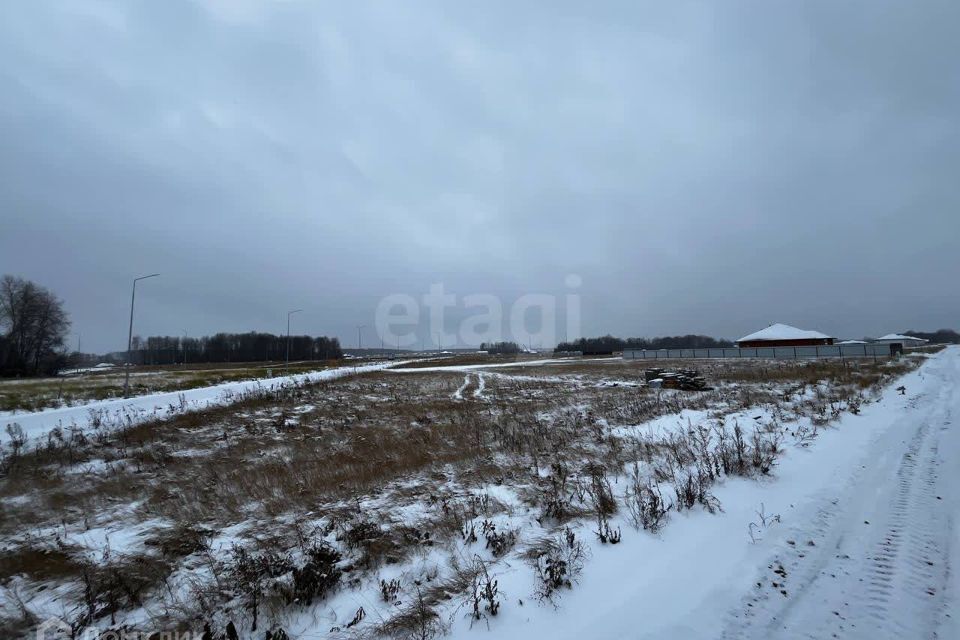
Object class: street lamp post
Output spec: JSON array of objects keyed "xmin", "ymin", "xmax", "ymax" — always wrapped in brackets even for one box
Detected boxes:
[
  {"xmin": 123, "ymin": 273, "xmax": 159, "ymax": 397},
  {"xmin": 356, "ymin": 324, "xmax": 366, "ymax": 351},
  {"xmin": 286, "ymin": 309, "xmax": 302, "ymax": 368}
]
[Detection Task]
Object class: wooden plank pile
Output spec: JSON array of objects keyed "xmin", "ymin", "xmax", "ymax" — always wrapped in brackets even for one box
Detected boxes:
[{"xmin": 644, "ymin": 367, "xmax": 708, "ymax": 391}]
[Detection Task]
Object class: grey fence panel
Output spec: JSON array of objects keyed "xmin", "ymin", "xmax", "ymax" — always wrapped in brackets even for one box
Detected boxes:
[
  {"xmin": 620, "ymin": 343, "xmax": 895, "ymax": 361},
  {"xmin": 871, "ymin": 344, "xmax": 892, "ymax": 356}
]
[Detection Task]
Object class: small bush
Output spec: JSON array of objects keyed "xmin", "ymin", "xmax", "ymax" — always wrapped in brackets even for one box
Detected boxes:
[
  {"xmin": 481, "ymin": 520, "xmax": 517, "ymax": 558},
  {"xmin": 468, "ymin": 557, "xmax": 501, "ymax": 625},
  {"xmin": 291, "ymin": 544, "xmax": 342, "ymax": 606},
  {"xmin": 228, "ymin": 545, "xmax": 294, "ymax": 631},
  {"xmin": 380, "ymin": 578, "xmax": 401, "ymax": 604},
  {"xmin": 624, "ymin": 464, "xmax": 671, "ymax": 533},
  {"xmin": 530, "ymin": 527, "xmax": 587, "ymax": 602}
]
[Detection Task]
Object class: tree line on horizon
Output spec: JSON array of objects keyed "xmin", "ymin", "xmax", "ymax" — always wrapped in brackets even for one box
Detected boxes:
[
  {"xmin": 127, "ymin": 332, "xmax": 343, "ymax": 366},
  {"xmin": 480, "ymin": 341, "xmax": 523, "ymax": 354},
  {"xmin": 904, "ymin": 329, "xmax": 960, "ymax": 344}
]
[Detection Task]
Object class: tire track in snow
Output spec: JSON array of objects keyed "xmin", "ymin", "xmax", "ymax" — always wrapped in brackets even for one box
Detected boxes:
[
  {"xmin": 473, "ymin": 373, "xmax": 486, "ymax": 399},
  {"xmin": 725, "ymin": 361, "xmax": 956, "ymax": 640},
  {"xmin": 453, "ymin": 374, "xmax": 471, "ymax": 400},
  {"xmin": 452, "ymin": 373, "xmax": 486, "ymax": 400}
]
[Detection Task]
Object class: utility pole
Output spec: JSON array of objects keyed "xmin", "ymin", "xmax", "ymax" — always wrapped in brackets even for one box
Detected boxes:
[
  {"xmin": 182, "ymin": 329, "xmax": 188, "ymax": 366},
  {"xmin": 286, "ymin": 309, "xmax": 302, "ymax": 369},
  {"xmin": 124, "ymin": 273, "xmax": 159, "ymax": 397},
  {"xmin": 356, "ymin": 324, "xmax": 366, "ymax": 351}
]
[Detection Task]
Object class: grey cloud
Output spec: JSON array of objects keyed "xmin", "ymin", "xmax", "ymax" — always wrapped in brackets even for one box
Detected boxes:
[{"xmin": 1, "ymin": 0, "xmax": 957, "ymax": 351}]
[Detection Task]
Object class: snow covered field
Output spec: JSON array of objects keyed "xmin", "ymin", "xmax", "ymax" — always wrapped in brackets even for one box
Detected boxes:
[
  {"xmin": 2, "ymin": 361, "xmax": 403, "ymax": 442},
  {"xmin": 0, "ymin": 349, "xmax": 954, "ymax": 639},
  {"xmin": 0, "ymin": 361, "xmax": 367, "ymax": 414}
]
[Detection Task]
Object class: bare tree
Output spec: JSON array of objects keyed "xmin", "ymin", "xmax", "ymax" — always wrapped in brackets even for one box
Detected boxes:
[{"xmin": 0, "ymin": 275, "xmax": 71, "ymax": 376}]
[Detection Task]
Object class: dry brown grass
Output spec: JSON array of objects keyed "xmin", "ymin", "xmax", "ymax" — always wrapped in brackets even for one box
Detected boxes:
[
  {"xmin": 0, "ymin": 545, "xmax": 83, "ymax": 583},
  {"xmin": 0, "ymin": 360, "xmax": 342, "ymax": 412},
  {"xmin": 392, "ymin": 354, "xmax": 521, "ymax": 369},
  {"xmin": 0, "ymin": 354, "xmax": 923, "ymax": 636}
]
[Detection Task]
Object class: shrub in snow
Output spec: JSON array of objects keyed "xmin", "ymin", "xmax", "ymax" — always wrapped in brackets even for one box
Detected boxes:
[
  {"xmin": 462, "ymin": 521, "xmax": 478, "ymax": 544},
  {"xmin": 481, "ymin": 520, "xmax": 518, "ymax": 557},
  {"xmin": 674, "ymin": 469, "xmax": 721, "ymax": 514},
  {"xmin": 227, "ymin": 545, "xmax": 294, "ymax": 631},
  {"xmin": 380, "ymin": 577, "xmax": 402, "ymax": 604},
  {"xmin": 586, "ymin": 466, "xmax": 621, "ymax": 543},
  {"xmin": 381, "ymin": 585, "xmax": 445, "ymax": 640},
  {"xmin": 624, "ymin": 463, "xmax": 671, "ymax": 533},
  {"xmin": 291, "ymin": 543, "xmax": 342, "ymax": 606},
  {"xmin": 747, "ymin": 503, "xmax": 781, "ymax": 544},
  {"xmin": 468, "ymin": 557, "xmax": 501, "ymax": 625},
  {"xmin": 531, "ymin": 527, "xmax": 587, "ymax": 602},
  {"xmin": 540, "ymin": 462, "xmax": 575, "ymax": 522},
  {"xmin": 3, "ymin": 423, "xmax": 26, "ymax": 462}
]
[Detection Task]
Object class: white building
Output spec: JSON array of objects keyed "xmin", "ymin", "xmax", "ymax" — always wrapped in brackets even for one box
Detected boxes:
[
  {"xmin": 735, "ymin": 323, "xmax": 834, "ymax": 348},
  {"xmin": 875, "ymin": 334, "xmax": 928, "ymax": 349}
]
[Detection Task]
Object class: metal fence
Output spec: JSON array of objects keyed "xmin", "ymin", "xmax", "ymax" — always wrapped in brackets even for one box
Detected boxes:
[{"xmin": 622, "ymin": 343, "xmax": 895, "ymax": 361}]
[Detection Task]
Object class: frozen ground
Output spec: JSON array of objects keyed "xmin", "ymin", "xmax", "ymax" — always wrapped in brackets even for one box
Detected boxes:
[
  {"xmin": 437, "ymin": 347, "xmax": 959, "ymax": 640},
  {"xmin": 1, "ymin": 350, "xmax": 953, "ymax": 639},
  {"xmin": 0, "ymin": 360, "xmax": 385, "ymax": 414},
  {"xmin": 725, "ymin": 346, "xmax": 959, "ymax": 640},
  {"xmin": 2, "ymin": 361, "xmax": 403, "ymax": 442}
]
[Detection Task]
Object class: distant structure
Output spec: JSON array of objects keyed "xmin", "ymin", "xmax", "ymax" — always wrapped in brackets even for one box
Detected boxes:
[
  {"xmin": 736, "ymin": 323, "xmax": 835, "ymax": 349},
  {"xmin": 875, "ymin": 334, "xmax": 928, "ymax": 349}
]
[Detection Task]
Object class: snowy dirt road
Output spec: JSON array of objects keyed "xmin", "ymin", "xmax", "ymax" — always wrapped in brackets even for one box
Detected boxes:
[
  {"xmin": 724, "ymin": 349, "xmax": 960, "ymax": 640},
  {"xmin": 461, "ymin": 349, "xmax": 959, "ymax": 640}
]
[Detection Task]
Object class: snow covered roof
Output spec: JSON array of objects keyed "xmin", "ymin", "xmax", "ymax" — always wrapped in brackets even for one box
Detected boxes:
[
  {"xmin": 736, "ymin": 323, "xmax": 832, "ymax": 343},
  {"xmin": 838, "ymin": 340, "xmax": 867, "ymax": 345},
  {"xmin": 877, "ymin": 334, "xmax": 928, "ymax": 342}
]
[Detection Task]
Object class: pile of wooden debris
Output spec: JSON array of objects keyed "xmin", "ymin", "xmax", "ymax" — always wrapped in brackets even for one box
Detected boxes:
[{"xmin": 644, "ymin": 367, "xmax": 709, "ymax": 391}]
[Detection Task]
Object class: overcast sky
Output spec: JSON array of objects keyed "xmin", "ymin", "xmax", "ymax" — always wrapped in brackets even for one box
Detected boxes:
[{"xmin": 1, "ymin": 0, "xmax": 957, "ymax": 352}]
